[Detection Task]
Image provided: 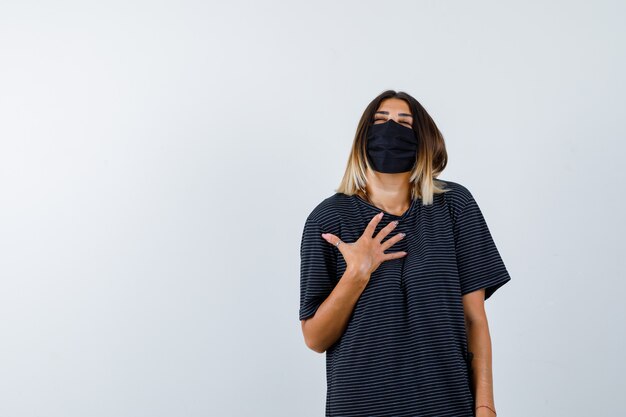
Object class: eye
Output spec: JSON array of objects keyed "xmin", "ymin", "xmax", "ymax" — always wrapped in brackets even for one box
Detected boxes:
[{"xmin": 372, "ymin": 118, "xmax": 412, "ymax": 127}]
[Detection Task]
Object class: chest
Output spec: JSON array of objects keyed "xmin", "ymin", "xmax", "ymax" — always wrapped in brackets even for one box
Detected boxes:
[{"xmin": 334, "ymin": 206, "xmax": 460, "ymax": 300}]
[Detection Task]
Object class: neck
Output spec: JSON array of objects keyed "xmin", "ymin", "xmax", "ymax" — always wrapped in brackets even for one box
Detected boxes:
[{"xmin": 361, "ymin": 171, "xmax": 412, "ymax": 214}]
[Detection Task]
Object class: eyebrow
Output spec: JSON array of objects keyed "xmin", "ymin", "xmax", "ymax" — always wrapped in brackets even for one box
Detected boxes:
[{"xmin": 375, "ymin": 111, "xmax": 413, "ymax": 118}]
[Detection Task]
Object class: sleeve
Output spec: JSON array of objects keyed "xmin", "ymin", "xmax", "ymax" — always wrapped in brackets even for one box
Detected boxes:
[
  {"xmin": 299, "ymin": 216, "xmax": 338, "ymax": 321},
  {"xmin": 453, "ymin": 190, "xmax": 512, "ymax": 300}
]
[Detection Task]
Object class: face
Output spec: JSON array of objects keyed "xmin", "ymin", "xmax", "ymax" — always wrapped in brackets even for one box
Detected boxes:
[{"xmin": 372, "ymin": 98, "xmax": 413, "ymax": 129}]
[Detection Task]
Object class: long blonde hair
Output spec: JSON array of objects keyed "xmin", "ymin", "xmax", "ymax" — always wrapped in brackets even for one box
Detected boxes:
[{"xmin": 336, "ymin": 90, "xmax": 450, "ymax": 205}]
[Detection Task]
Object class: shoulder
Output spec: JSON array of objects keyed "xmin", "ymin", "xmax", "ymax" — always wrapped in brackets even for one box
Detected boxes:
[
  {"xmin": 436, "ymin": 178, "xmax": 476, "ymax": 218},
  {"xmin": 304, "ymin": 193, "xmax": 348, "ymax": 232},
  {"xmin": 306, "ymin": 193, "xmax": 354, "ymax": 235}
]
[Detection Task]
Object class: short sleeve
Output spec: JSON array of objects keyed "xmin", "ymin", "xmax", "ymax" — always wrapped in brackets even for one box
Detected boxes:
[
  {"xmin": 453, "ymin": 191, "xmax": 511, "ymax": 300},
  {"xmin": 299, "ymin": 216, "xmax": 338, "ymax": 321}
]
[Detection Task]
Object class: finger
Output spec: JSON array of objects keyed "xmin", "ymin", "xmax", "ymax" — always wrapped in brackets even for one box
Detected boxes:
[
  {"xmin": 381, "ymin": 231, "xmax": 406, "ymax": 251},
  {"xmin": 374, "ymin": 219, "xmax": 399, "ymax": 243},
  {"xmin": 382, "ymin": 250, "xmax": 408, "ymax": 261},
  {"xmin": 321, "ymin": 233, "xmax": 347, "ymax": 255},
  {"xmin": 363, "ymin": 211, "xmax": 384, "ymax": 239}
]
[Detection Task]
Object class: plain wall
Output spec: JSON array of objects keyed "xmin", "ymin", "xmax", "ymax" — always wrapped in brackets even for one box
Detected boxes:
[{"xmin": 0, "ymin": 1, "xmax": 624, "ymax": 416}]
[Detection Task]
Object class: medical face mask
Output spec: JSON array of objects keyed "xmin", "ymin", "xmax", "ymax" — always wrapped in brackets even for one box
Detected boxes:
[{"xmin": 365, "ymin": 119, "xmax": 418, "ymax": 173}]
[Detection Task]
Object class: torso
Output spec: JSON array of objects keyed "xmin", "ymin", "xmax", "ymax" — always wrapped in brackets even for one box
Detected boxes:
[{"xmin": 308, "ymin": 182, "xmax": 475, "ymax": 417}]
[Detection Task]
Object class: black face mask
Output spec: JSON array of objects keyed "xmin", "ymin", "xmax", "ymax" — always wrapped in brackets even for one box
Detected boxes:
[{"xmin": 366, "ymin": 119, "xmax": 418, "ymax": 173}]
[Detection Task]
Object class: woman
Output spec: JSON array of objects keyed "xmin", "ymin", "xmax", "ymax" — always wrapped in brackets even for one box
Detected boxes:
[{"xmin": 299, "ymin": 90, "xmax": 511, "ymax": 417}]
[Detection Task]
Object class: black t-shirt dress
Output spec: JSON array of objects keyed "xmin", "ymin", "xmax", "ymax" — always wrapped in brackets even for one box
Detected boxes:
[{"xmin": 299, "ymin": 179, "xmax": 512, "ymax": 417}]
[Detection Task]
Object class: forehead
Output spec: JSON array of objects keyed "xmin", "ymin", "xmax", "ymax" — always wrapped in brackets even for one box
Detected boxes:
[{"xmin": 375, "ymin": 98, "xmax": 412, "ymax": 117}]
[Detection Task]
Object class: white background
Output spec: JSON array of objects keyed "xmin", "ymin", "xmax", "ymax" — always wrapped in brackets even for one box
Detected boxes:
[{"xmin": 1, "ymin": 1, "xmax": 624, "ymax": 416}]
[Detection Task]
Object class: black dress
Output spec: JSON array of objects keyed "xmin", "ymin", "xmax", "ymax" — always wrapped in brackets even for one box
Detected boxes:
[{"xmin": 299, "ymin": 179, "xmax": 512, "ymax": 417}]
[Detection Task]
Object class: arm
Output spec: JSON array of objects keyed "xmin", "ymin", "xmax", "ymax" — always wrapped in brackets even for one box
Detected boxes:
[
  {"xmin": 301, "ymin": 266, "xmax": 369, "ymax": 353},
  {"xmin": 299, "ymin": 211, "xmax": 405, "ymax": 353},
  {"xmin": 462, "ymin": 289, "xmax": 498, "ymax": 417}
]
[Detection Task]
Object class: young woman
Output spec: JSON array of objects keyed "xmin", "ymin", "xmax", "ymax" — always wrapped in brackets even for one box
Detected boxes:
[{"xmin": 299, "ymin": 90, "xmax": 511, "ymax": 417}]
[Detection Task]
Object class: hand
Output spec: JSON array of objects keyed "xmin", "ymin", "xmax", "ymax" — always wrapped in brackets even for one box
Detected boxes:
[{"xmin": 321, "ymin": 212, "xmax": 407, "ymax": 278}]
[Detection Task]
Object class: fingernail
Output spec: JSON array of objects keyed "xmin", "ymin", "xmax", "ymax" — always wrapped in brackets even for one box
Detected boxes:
[{"xmin": 378, "ymin": 211, "xmax": 384, "ymax": 217}]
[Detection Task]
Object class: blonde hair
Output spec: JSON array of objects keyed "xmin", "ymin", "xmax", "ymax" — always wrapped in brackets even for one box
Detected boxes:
[{"xmin": 335, "ymin": 90, "xmax": 450, "ymax": 205}]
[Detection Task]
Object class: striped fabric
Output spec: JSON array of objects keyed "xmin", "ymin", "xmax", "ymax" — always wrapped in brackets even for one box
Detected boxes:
[{"xmin": 299, "ymin": 179, "xmax": 511, "ymax": 417}]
